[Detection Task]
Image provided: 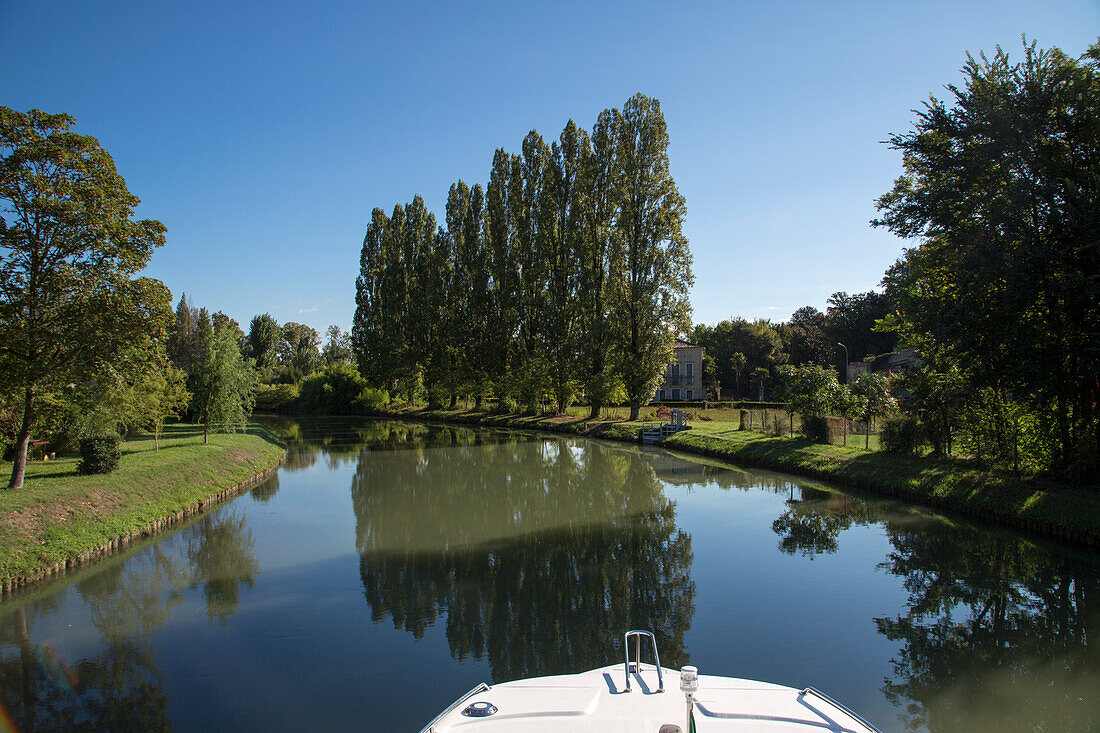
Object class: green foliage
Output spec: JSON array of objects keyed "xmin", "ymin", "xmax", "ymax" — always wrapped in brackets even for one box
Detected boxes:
[
  {"xmin": 191, "ymin": 325, "xmax": 258, "ymax": 442},
  {"xmin": 874, "ymin": 39, "xmax": 1100, "ymax": 472},
  {"xmin": 892, "ymin": 357, "xmax": 966, "ymax": 455},
  {"xmin": 776, "ymin": 364, "xmax": 843, "ymax": 418},
  {"xmin": 799, "ymin": 415, "xmax": 832, "ymax": 443},
  {"xmin": 78, "ymin": 434, "xmax": 121, "ymax": 475},
  {"xmin": 355, "ymin": 386, "xmax": 390, "ymax": 412},
  {"xmin": 246, "ymin": 313, "xmax": 281, "ymax": 377},
  {"xmin": 824, "ymin": 291, "xmax": 896, "ymax": 363},
  {"xmin": 881, "ymin": 414, "xmax": 923, "ymax": 454},
  {"xmin": 0, "ymin": 106, "xmax": 172, "ymax": 488},
  {"xmin": 322, "ymin": 325, "xmax": 353, "ymax": 366},
  {"xmin": 277, "ymin": 322, "xmax": 321, "ymax": 381},
  {"xmin": 297, "ymin": 362, "xmax": 367, "ymax": 415},
  {"xmin": 254, "ymin": 382, "xmax": 299, "ymax": 412},
  {"xmin": 692, "ymin": 322, "xmax": 783, "ymax": 400},
  {"xmin": 782, "ymin": 306, "xmax": 832, "ymax": 367},
  {"xmin": 352, "ymin": 94, "xmax": 693, "ymax": 423}
]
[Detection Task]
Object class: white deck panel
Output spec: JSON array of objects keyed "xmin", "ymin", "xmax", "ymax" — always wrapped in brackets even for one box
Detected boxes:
[{"xmin": 425, "ymin": 665, "xmax": 879, "ymax": 732}]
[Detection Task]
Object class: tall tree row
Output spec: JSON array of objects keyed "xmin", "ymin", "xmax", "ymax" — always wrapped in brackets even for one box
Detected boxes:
[{"xmin": 352, "ymin": 93, "xmax": 693, "ymax": 415}]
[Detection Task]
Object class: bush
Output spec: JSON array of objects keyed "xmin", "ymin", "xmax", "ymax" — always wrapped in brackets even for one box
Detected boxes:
[
  {"xmin": 254, "ymin": 383, "xmax": 299, "ymax": 412},
  {"xmin": 799, "ymin": 415, "xmax": 831, "ymax": 443},
  {"xmin": 78, "ymin": 434, "xmax": 121, "ymax": 475},
  {"xmin": 881, "ymin": 414, "xmax": 922, "ymax": 454},
  {"xmin": 356, "ymin": 387, "xmax": 390, "ymax": 412},
  {"xmin": 298, "ymin": 363, "xmax": 367, "ymax": 415}
]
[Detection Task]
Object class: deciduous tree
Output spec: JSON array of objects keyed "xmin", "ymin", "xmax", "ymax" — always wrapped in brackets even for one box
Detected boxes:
[
  {"xmin": 0, "ymin": 107, "xmax": 170, "ymax": 488},
  {"xmin": 874, "ymin": 40, "xmax": 1100, "ymax": 472},
  {"xmin": 611, "ymin": 94, "xmax": 693, "ymax": 420}
]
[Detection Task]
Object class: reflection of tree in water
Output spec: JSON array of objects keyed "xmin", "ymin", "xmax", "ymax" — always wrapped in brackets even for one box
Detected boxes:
[
  {"xmin": 0, "ymin": 546, "xmax": 191, "ymax": 731},
  {"xmin": 771, "ymin": 487, "xmax": 876, "ymax": 557},
  {"xmin": 187, "ymin": 510, "xmax": 260, "ymax": 624},
  {"xmin": 352, "ymin": 432, "xmax": 695, "ymax": 682},
  {"xmin": 251, "ymin": 474, "xmax": 280, "ymax": 503},
  {"xmin": 876, "ymin": 522, "xmax": 1100, "ymax": 732},
  {"xmin": 0, "ymin": 508, "xmax": 261, "ymax": 729}
]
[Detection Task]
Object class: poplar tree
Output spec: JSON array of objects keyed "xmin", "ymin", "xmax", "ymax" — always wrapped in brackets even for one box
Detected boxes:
[
  {"xmin": 484, "ymin": 150, "xmax": 520, "ymax": 402},
  {"xmin": 352, "ymin": 208, "xmax": 389, "ymax": 385},
  {"xmin": 443, "ymin": 182, "xmax": 473, "ymax": 405},
  {"xmin": 403, "ymin": 196, "xmax": 439, "ymax": 403},
  {"xmin": 611, "ymin": 94, "xmax": 693, "ymax": 420},
  {"xmin": 579, "ymin": 109, "xmax": 620, "ymax": 418},
  {"xmin": 514, "ymin": 132, "xmax": 553, "ymax": 407},
  {"xmin": 545, "ymin": 120, "xmax": 588, "ymax": 413}
]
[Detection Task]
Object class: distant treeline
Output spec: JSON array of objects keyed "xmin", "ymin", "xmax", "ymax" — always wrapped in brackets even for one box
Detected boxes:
[{"xmin": 352, "ymin": 93, "xmax": 693, "ymax": 420}]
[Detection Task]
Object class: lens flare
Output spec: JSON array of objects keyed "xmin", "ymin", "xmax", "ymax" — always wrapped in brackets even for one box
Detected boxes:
[{"xmin": 37, "ymin": 643, "xmax": 78, "ymax": 692}]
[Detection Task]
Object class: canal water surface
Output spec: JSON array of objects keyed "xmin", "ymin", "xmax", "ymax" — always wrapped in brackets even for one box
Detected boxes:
[{"xmin": 1, "ymin": 418, "xmax": 1098, "ymax": 731}]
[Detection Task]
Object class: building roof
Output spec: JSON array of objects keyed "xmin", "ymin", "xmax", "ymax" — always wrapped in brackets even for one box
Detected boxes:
[{"xmin": 673, "ymin": 340, "xmax": 702, "ymax": 349}]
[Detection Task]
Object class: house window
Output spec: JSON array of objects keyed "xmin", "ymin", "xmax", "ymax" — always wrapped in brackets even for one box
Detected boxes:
[
  {"xmin": 687, "ymin": 390, "xmax": 693, "ymax": 400},
  {"xmin": 672, "ymin": 388, "xmax": 680, "ymax": 400},
  {"xmin": 659, "ymin": 390, "xmax": 666, "ymax": 401},
  {"xmin": 686, "ymin": 362, "xmax": 694, "ymax": 378},
  {"xmin": 671, "ymin": 363, "xmax": 680, "ymax": 379}
]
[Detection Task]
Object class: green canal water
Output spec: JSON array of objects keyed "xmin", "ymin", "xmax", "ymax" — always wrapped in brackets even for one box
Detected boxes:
[{"xmin": 1, "ymin": 418, "xmax": 1098, "ymax": 731}]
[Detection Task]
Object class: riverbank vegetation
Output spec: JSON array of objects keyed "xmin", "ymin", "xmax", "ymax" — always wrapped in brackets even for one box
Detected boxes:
[
  {"xmin": 0, "ymin": 423, "xmax": 285, "ymax": 586},
  {"xmin": 334, "ymin": 403, "xmax": 1100, "ymax": 546}
]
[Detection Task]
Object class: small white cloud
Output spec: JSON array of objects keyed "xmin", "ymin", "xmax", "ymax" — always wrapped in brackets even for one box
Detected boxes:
[
  {"xmin": 766, "ymin": 306, "xmax": 779, "ymax": 310},
  {"xmin": 298, "ymin": 298, "xmax": 331, "ymax": 315}
]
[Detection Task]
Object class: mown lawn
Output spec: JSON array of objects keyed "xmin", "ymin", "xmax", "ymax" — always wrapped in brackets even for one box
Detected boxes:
[{"xmin": 0, "ymin": 423, "xmax": 286, "ymax": 584}]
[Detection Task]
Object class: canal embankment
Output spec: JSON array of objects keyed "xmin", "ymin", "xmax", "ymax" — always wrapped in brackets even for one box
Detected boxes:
[
  {"xmin": 367, "ymin": 406, "xmax": 1100, "ymax": 548},
  {"xmin": 0, "ymin": 423, "xmax": 287, "ymax": 594}
]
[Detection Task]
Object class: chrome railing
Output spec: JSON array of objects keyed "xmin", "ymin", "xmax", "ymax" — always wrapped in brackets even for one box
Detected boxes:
[
  {"xmin": 624, "ymin": 629, "xmax": 664, "ymax": 692},
  {"xmin": 799, "ymin": 687, "xmax": 883, "ymax": 732}
]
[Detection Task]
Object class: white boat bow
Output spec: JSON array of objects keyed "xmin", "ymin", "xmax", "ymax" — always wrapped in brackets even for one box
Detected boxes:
[{"xmin": 420, "ymin": 631, "xmax": 882, "ymax": 732}]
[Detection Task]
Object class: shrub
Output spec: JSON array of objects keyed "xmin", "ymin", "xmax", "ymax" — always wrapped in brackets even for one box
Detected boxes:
[
  {"xmin": 78, "ymin": 434, "xmax": 121, "ymax": 475},
  {"xmin": 254, "ymin": 383, "xmax": 299, "ymax": 412},
  {"xmin": 799, "ymin": 415, "xmax": 831, "ymax": 443},
  {"xmin": 356, "ymin": 387, "xmax": 390, "ymax": 412},
  {"xmin": 298, "ymin": 363, "xmax": 367, "ymax": 415},
  {"xmin": 881, "ymin": 414, "xmax": 922, "ymax": 454}
]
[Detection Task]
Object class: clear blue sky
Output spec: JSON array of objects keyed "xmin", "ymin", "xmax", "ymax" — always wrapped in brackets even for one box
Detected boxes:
[{"xmin": 3, "ymin": 1, "xmax": 1097, "ymax": 335}]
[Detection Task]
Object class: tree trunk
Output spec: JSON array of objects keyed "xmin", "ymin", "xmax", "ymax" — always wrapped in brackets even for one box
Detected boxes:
[
  {"xmin": 8, "ymin": 384, "xmax": 35, "ymax": 489},
  {"xmin": 17, "ymin": 606, "xmax": 35, "ymax": 732},
  {"xmin": 629, "ymin": 402, "xmax": 640, "ymax": 421},
  {"xmin": 155, "ymin": 424, "xmax": 161, "ymax": 452},
  {"xmin": 588, "ymin": 401, "xmax": 602, "ymax": 420},
  {"xmin": 204, "ymin": 420, "xmax": 209, "ymax": 444}
]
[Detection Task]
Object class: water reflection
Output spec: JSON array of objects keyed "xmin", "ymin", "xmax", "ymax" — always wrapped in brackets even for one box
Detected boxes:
[
  {"xmin": 351, "ymin": 435, "xmax": 695, "ymax": 681},
  {"xmin": 875, "ymin": 522, "xmax": 1100, "ymax": 732},
  {"xmin": 0, "ymin": 509, "xmax": 260, "ymax": 730},
  {"xmin": 0, "ymin": 418, "xmax": 1098, "ymax": 732},
  {"xmin": 766, "ymin": 486, "xmax": 1100, "ymax": 731}
]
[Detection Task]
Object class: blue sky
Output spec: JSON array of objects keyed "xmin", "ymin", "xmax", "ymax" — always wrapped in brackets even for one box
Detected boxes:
[{"xmin": 3, "ymin": 1, "xmax": 1097, "ymax": 335}]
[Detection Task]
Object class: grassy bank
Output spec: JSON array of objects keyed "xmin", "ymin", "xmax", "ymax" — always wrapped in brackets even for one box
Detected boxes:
[
  {"xmin": 0, "ymin": 423, "xmax": 286, "ymax": 590},
  {"xmin": 366, "ymin": 405, "xmax": 1100, "ymax": 548}
]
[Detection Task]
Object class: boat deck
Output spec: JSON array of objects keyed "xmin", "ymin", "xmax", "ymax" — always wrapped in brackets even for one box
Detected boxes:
[{"xmin": 422, "ymin": 664, "xmax": 880, "ymax": 732}]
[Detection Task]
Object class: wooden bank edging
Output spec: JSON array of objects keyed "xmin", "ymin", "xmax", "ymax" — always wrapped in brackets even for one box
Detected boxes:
[
  {"xmin": 376, "ymin": 408, "xmax": 1100, "ymax": 551},
  {"xmin": 0, "ymin": 453, "xmax": 286, "ymax": 598}
]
